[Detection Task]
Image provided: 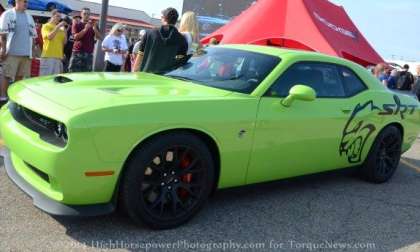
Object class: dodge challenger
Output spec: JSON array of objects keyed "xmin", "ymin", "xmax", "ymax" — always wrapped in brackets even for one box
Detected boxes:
[{"xmin": 1, "ymin": 45, "xmax": 419, "ymax": 229}]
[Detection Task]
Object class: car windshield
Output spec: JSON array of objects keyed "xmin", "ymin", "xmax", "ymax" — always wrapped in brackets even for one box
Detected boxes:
[{"xmin": 164, "ymin": 47, "xmax": 280, "ymax": 94}]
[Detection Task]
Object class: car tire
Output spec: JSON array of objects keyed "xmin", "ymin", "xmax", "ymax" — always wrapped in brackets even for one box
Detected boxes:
[
  {"xmin": 360, "ymin": 126, "xmax": 402, "ymax": 183},
  {"xmin": 47, "ymin": 3, "xmax": 56, "ymax": 11},
  {"xmin": 120, "ymin": 132, "xmax": 215, "ymax": 229}
]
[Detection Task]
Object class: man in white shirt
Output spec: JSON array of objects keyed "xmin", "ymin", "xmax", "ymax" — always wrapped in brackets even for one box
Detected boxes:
[
  {"xmin": 0, "ymin": 0, "xmax": 37, "ymax": 102},
  {"xmin": 102, "ymin": 23, "xmax": 128, "ymax": 72}
]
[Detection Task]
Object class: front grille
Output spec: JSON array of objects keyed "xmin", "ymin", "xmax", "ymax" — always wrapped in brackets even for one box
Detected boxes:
[
  {"xmin": 25, "ymin": 162, "xmax": 50, "ymax": 183},
  {"xmin": 8, "ymin": 102, "xmax": 68, "ymax": 147}
]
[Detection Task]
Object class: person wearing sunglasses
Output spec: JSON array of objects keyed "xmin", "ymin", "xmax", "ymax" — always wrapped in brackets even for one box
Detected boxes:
[
  {"xmin": 102, "ymin": 23, "xmax": 128, "ymax": 72},
  {"xmin": 0, "ymin": 0, "xmax": 38, "ymax": 102}
]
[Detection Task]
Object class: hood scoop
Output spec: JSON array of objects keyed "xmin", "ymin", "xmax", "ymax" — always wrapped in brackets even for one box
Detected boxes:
[
  {"xmin": 98, "ymin": 87, "xmax": 126, "ymax": 94},
  {"xmin": 54, "ymin": 76, "xmax": 73, "ymax": 84}
]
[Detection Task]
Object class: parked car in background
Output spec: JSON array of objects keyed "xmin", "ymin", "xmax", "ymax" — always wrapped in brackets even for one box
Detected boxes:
[{"xmin": 8, "ymin": 0, "xmax": 72, "ymax": 14}]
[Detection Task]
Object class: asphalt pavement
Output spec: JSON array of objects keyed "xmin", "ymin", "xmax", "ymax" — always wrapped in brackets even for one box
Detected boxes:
[{"xmin": 1, "ymin": 139, "xmax": 420, "ymax": 252}]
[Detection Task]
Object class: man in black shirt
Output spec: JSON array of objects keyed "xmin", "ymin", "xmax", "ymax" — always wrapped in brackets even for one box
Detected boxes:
[
  {"xmin": 398, "ymin": 64, "xmax": 415, "ymax": 91},
  {"xmin": 132, "ymin": 8, "xmax": 188, "ymax": 74}
]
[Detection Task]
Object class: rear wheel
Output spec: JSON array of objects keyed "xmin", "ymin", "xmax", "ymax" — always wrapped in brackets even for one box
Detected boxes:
[
  {"xmin": 360, "ymin": 126, "xmax": 402, "ymax": 183},
  {"xmin": 120, "ymin": 132, "xmax": 215, "ymax": 229}
]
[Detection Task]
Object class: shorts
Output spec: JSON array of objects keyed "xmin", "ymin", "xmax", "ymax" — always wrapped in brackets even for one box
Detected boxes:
[
  {"xmin": 40, "ymin": 58, "xmax": 63, "ymax": 76},
  {"xmin": 104, "ymin": 61, "xmax": 122, "ymax": 72},
  {"xmin": 2, "ymin": 55, "xmax": 31, "ymax": 80},
  {"xmin": 68, "ymin": 52, "xmax": 93, "ymax": 73}
]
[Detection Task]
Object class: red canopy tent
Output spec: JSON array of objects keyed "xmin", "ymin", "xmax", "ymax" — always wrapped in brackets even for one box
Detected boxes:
[{"xmin": 202, "ymin": 0, "xmax": 383, "ymax": 67}]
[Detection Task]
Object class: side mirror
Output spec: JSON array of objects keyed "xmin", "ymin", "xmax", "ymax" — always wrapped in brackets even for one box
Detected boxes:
[{"xmin": 281, "ymin": 85, "xmax": 316, "ymax": 107}]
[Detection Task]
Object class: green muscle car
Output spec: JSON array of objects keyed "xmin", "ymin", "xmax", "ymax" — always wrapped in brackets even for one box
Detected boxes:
[{"xmin": 1, "ymin": 45, "xmax": 419, "ymax": 229}]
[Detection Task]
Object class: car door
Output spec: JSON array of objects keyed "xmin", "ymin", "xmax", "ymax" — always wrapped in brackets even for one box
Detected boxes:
[{"xmin": 246, "ymin": 61, "xmax": 367, "ymax": 184}]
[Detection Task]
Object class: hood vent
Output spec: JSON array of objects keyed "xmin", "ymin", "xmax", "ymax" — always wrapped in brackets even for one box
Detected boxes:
[
  {"xmin": 54, "ymin": 76, "xmax": 73, "ymax": 84},
  {"xmin": 98, "ymin": 87, "xmax": 126, "ymax": 94}
]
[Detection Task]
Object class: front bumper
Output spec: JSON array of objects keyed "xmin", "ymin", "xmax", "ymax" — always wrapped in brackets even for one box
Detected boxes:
[
  {"xmin": 0, "ymin": 101, "xmax": 120, "ymax": 204},
  {"xmin": 1, "ymin": 148, "xmax": 115, "ymax": 216}
]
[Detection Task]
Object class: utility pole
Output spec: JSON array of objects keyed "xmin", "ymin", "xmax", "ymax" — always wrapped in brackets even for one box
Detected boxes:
[{"xmin": 93, "ymin": 0, "xmax": 109, "ymax": 71}]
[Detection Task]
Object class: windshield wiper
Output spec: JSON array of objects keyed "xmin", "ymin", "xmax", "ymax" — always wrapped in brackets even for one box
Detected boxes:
[
  {"xmin": 165, "ymin": 75, "xmax": 198, "ymax": 83},
  {"xmin": 228, "ymin": 75, "xmax": 244, "ymax": 81}
]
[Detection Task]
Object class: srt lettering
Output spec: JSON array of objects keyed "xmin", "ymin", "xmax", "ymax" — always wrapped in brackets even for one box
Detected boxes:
[{"xmin": 378, "ymin": 95, "xmax": 418, "ymax": 120}]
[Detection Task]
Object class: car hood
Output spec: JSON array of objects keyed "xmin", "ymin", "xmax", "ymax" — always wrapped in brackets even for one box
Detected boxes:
[{"xmin": 15, "ymin": 72, "xmax": 233, "ymax": 111}]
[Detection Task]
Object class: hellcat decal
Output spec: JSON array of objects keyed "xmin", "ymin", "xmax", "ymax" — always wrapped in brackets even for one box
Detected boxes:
[{"xmin": 340, "ymin": 95, "xmax": 418, "ymax": 164}]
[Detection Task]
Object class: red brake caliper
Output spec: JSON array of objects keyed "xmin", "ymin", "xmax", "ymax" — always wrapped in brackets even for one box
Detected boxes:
[{"xmin": 179, "ymin": 156, "xmax": 192, "ymax": 199}]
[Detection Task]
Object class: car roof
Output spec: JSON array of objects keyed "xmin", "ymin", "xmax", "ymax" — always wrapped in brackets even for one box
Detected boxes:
[
  {"xmin": 218, "ymin": 44, "xmax": 382, "ymax": 91},
  {"xmin": 219, "ymin": 44, "xmax": 359, "ymax": 67}
]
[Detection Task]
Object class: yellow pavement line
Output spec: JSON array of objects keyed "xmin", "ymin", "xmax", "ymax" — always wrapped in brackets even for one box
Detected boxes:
[{"xmin": 401, "ymin": 158, "xmax": 420, "ymax": 173}]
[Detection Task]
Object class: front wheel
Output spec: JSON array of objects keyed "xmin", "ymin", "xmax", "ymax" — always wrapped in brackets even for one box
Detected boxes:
[
  {"xmin": 360, "ymin": 126, "xmax": 402, "ymax": 183},
  {"xmin": 120, "ymin": 132, "xmax": 215, "ymax": 229}
]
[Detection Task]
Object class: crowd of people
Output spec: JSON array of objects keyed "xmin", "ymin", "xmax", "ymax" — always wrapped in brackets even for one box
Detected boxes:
[
  {"xmin": 0, "ymin": 0, "xmax": 202, "ymax": 102},
  {"xmin": 371, "ymin": 63, "xmax": 420, "ymax": 99}
]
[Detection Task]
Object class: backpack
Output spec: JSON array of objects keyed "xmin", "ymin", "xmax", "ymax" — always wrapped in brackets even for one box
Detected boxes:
[{"xmin": 397, "ymin": 71, "xmax": 414, "ymax": 91}]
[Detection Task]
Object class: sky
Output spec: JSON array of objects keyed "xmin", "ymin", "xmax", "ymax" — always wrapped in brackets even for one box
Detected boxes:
[{"xmin": 87, "ymin": 0, "xmax": 419, "ymax": 61}]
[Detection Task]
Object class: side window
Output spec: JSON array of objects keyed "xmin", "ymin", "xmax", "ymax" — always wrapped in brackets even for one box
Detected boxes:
[
  {"xmin": 339, "ymin": 66, "xmax": 367, "ymax": 96},
  {"xmin": 267, "ymin": 62, "xmax": 347, "ymax": 98}
]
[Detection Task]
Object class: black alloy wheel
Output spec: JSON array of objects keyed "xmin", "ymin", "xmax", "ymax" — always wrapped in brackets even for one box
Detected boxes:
[
  {"xmin": 375, "ymin": 133, "xmax": 401, "ymax": 178},
  {"xmin": 140, "ymin": 145, "xmax": 207, "ymax": 220},
  {"xmin": 120, "ymin": 132, "xmax": 215, "ymax": 229},
  {"xmin": 361, "ymin": 126, "xmax": 402, "ymax": 183}
]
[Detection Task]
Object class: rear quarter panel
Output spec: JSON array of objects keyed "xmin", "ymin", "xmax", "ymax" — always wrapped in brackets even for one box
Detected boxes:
[
  {"xmin": 344, "ymin": 61, "xmax": 420, "ymax": 158},
  {"xmin": 340, "ymin": 90, "xmax": 420, "ymax": 166}
]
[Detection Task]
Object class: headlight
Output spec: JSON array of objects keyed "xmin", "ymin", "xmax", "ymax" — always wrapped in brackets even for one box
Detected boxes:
[
  {"xmin": 9, "ymin": 102, "xmax": 69, "ymax": 147},
  {"xmin": 54, "ymin": 123, "xmax": 68, "ymax": 143}
]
